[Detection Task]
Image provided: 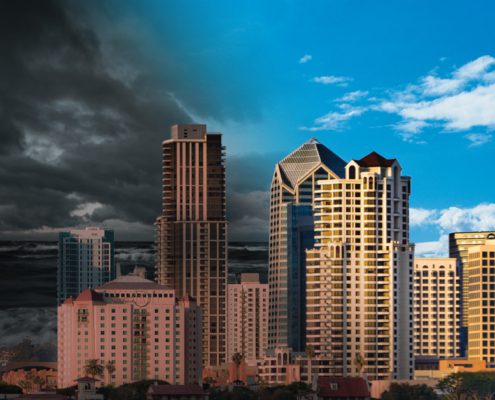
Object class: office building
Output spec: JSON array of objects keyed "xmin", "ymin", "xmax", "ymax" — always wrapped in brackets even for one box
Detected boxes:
[
  {"xmin": 155, "ymin": 124, "xmax": 227, "ymax": 367},
  {"xmin": 268, "ymin": 138, "xmax": 346, "ymax": 352},
  {"xmin": 57, "ymin": 269, "xmax": 202, "ymax": 388},
  {"xmin": 57, "ymin": 228, "xmax": 115, "ymax": 304},
  {"xmin": 226, "ymin": 273, "xmax": 268, "ymax": 365},
  {"xmin": 413, "ymin": 258, "xmax": 460, "ymax": 358},
  {"xmin": 306, "ymin": 151, "xmax": 414, "ymax": 380},
  {"xmin": 449, "ymin": 231, "xmax": 495, "ymax": 354},
  {"xmin": 467, "ymin": 240, "xmax": 495, "ymax": 364}
]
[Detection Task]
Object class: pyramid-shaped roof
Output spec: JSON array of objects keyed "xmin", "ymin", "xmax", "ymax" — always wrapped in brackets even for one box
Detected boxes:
[
  {"xmin": 278, "ymin": 138, "xmax": 346, "ymax": 188},
  {"xmin": 356, "ymin": 151, "xmax": 396, "ymax": 167},
  {"xmin": 75, "ymin": 289, "xmax": 104, "ymax": 303},
  {"xmin": 98, "ymin": 273, "xmax": 166, "ymax": 291}
]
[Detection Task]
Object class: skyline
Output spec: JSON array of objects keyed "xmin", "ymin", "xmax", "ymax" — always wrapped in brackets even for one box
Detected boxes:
[{"xmin": 1, "ymin": 1, "xmax": 495, "ymax": 258}]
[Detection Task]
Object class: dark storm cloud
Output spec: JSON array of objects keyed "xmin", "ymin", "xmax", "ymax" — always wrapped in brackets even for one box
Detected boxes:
[{"xmin": 0, "ymin": 0, "xmax": 269, "ymax": 241}]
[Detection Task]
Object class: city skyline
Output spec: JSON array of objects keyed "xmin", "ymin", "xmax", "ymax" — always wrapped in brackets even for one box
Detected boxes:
[{"xmin": 1, "ymin": 1, "xmax": 495, "ymax": 260}]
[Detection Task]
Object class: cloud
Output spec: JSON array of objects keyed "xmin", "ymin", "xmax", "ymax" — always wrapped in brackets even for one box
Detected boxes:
[
  {"xmin": 336, "ymin": 90, "xmax": 368, "ymax": 102},
  {"xmin": 300, "ymin": 106, "xmax": 365, "ymax": 131},
  {"xmin": 299, "ymin": 54, "xmax": 312, "ymax": 64},
  {"xmin": 415, "ymin": 235, "xmax": 449, "ymax": 258},
  {"xmin": 312, "ymin": 75, "xmax": 353, "ymax": 86},
  {"xmin": 412, "ymin": 203, "xmax": 495, "ymax": 257},
  {"xmin": 465, "ymin": 132, "xmax": 492, "ymax": 147}
]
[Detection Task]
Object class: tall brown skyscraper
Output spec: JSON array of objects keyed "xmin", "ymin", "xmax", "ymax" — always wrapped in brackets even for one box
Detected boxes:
[{"xmin": 156, "ymin": 124, "xmax": 227, "ymax": 367}]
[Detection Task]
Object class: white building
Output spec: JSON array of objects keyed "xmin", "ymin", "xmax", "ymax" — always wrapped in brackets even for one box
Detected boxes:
[{"xmin": 306, "ymin": 151, "xmax": 414, "ymax": 380}]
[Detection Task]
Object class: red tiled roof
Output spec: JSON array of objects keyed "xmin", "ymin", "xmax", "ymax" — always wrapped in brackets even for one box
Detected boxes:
[
  {"xmin": 148, "ymin": 384, "xmax": 206, "ymax": 396},
  {"xmin": 62, "ymin": 297, "xmax": 73, "ymax": 305},
  {"xmin": 317, "ymin": 376, "xmax": 370, "ymax": 398},
  {"xmin": 75, "ymin": 289, "xmax": 104, "ymax": 302},
  {"xmin": 356, "ymin": 151, "xmax": 395, "ymax": 167},
  {"xmin": 76, "ymin": 376, "xmax": 100, "ymax": 382}
]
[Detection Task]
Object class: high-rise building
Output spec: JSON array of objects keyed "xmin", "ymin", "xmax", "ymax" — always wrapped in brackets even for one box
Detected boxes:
[
  {"xmin": 155, "ymin": 124, "xmax": 227, "ymax": 367},
  {"xmin": 306, "ymin": 151, "xmax": 414, "ymax": 380},
  {"xmin": 413, "ymin": 258, "xmax": 460, "ymax": 358},
  {"xmin": 57, "ymin": 269, "xmax": 202, "ymax": 388},
  {"xmin": 268, "ymin": 139, "xmax": 346, "ymax": 352},
  {"xmin": 226, "ymin": 273, "xmax": 268, "ymax": 366},
  {"xmin": 449, "ymin": 231, "xmax": 495, "ymax": 355},
  {"xmin": 467, "ymin": 240, "xmax": 495, "ymax": 364},
  {"xmin": 57, "ymin": 228, "xmax": 115, "ymax": 304}
]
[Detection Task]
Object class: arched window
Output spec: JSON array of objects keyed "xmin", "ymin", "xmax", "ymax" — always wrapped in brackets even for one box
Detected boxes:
[{"xmin": 349, "ymin": 165, "xmax": 356, "ymax": 179}]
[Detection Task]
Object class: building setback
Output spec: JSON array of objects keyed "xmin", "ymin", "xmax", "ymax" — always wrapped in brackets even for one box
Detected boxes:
[
  {"xmin": 57, "ymin": 270, "xmax": 202, "ymax": 388},
  {"xmin": 155, "ymin": 124, "xmax": 227, "ymax": 367},
  {"xmin": 306, "ymin": 151, "xmax": 414, "ymax": 380},
  {"xmin": 57, "ymin": 228, "xmax": 115, "ymax": 305},
  {"xmin": 268, "ymin": 138, "xmax": 346, "ymax": 352},
  {"xmin": 467, "ymin": 240, "xmax": 495, "ymax": 364},
  {"xmin": 226, "ymin": 273, "xmax": 268, "ymax": 366},
  {"xmin": 413, "ymin": 258, "xmax": 460, "ymax": 358}
]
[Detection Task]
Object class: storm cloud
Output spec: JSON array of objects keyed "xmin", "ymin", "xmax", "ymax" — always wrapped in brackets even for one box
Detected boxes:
[{"xmin": 0, "ymin": 0, "xmax": 270, "ymax": 241}]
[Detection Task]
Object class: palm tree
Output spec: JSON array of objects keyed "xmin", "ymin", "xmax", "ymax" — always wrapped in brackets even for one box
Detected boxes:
[
  {"xmin": 305, "ymin": 345, "xmax": 315, "ymax": 384},
  {"xmin": 354, "ymin": 353, "xmax": 365, "ymax": 377},
  {"xmin": 232, "ymin": 352, "xmax": 244, "ymax": 381},
  {"xmin": 83, "ymin": 359, "xmax": 104, "ymax": 379},
  {"xmin": 105, "ymin": 361, "xmax": 116, "ymax": 384}
]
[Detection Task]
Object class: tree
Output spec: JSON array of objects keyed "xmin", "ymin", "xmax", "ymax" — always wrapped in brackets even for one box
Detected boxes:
[
  {"xmin": 105, "ymin": 360, "xmax": 116, "ymax": 383},
  {"xmin": 232, "ymin": 352, "xmax": 244, "ymax": 381},
  {"xmin": 84, "ymin": 359, "xmax": 104, "ymax": 379},
  {"xmin": 286, "ymin": 381, "xmax": 313, "ymax": 400},
  {"xmin": 0, "ymin": 381, "xmax": 22, "ymax": 394},
  {"xmin": 438, "ymin": 372, "xmax": 495, "ymax": 400},
  {"xmin": 107, "ymin": 379, "xmax": 168, "ymax": 400},
  {"xmin": 354, "ymin": 353, "xmax": 365, "ymax": 376},
  {"xmin": 381, "ymin": 383, "xmax": 439, "ymax": 400}
]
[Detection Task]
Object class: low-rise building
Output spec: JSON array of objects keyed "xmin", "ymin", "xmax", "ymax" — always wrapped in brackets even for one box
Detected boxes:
[
  {"xmin": 314, "ymin": 376, "xmax": 370, "ymax": 400},
  {"xmin": 147, "ymin": 384, "xmax": 208, "ymax": 400},
  {"xmin": 2, "ymin": 362, "xmax": 57, "ymax": 393}
]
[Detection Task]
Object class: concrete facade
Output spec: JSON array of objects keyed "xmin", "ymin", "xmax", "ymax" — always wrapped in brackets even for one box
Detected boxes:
[
  {"xmin": 57, "ymin": 271, "xmax": 202, "ymax": 388},
  {"xmin": 155, "ymin": 124, "xmax": 227, "ymax": 368}
]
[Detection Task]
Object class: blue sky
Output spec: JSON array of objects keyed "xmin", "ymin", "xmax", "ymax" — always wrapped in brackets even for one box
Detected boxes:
[
  {"xmin": 106, "ymin": 0, "xmax": 495, "ymax": 253},
  {"xmin": 3, "ymin": 0, "xmax": 495, "ymax": 251}
]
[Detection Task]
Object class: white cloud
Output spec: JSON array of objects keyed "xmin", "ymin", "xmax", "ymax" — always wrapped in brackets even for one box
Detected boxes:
[
  {"xmin": 300, "ymin": 106, "xmax": 365, "ymax": 131},
  {"xmin": 421, "ymin": 75, "xmax": 462, "ymax": 96},
  {"xmin": 299, "ymin": 54, "xmax": 312, "ymax": 64},
  {"xmin": 312, "ymin": 75, "xmax": 353, "ymax": 86},
  {"xmin": 454, "ymin": 55, "xmax": 495, "ymax": 80},
  {"xmin": 70, "ymin": 202, "xmax": 103, "ymax": 217},
  {"xmin": 410, "ymin": 207, "xmax": 437, "ymax": 226},
  {"xmin": 465, "ymin": 132, "xmax": 492, "ymax": 147},
  {"xmin": 413, "ymin": 203, "xmax": 495, "ymax": 257},
  {"xmin": 336, "ymin": 90, "xmax": 368, "ymax": 102}
]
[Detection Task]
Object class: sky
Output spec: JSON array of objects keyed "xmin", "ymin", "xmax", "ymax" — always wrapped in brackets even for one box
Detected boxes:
[{"xmin": 1, "ymin": 0, "xmax": 495, "ymax": 256}]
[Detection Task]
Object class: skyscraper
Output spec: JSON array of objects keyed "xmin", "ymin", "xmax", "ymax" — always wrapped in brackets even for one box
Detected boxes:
[
  {"xmin": 413, "ymin": 258, "xmax": 460, "ymax": 358},
  {"xmin": 466, "ymin": 240, "xmax": 495, "ymax": 364},
  {"xmin": 268, "ymin": 139, "xmax": 346, "ymax": 352},
  {"xmin": 306, "ymin": 151, "xmax": 414, "ymax": 380},
  {"xmin": 155, "ymin": 124, "xmax": 227, "ymax": 367},
  {"xmin": 227, "ymin": 273, "xmax": 268, "ymax": 366},
  {"xmin": 449, "ymin": 231, "xmax": 495, "ymax": 355},
  {"xmin": 57, "ymin": 227, "xmax": 115, "ymax": 304}
]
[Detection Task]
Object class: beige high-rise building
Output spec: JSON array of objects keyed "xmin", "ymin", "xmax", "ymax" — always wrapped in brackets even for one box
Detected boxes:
[
  {"xmin": 155, "ymin": 124, "xmax": 227, "ymax": 367},
  {"xmin": 306, "ymin": 151, "xmax": 414, "ymax": 380},
  {"xmin": 413, "ymin": 258, "xmax": 460, "ymax": 358},
  {"xmin": 226, "ymin": 273, "xmax": 268, "ymax": 366},
  {"xmin": 449, "ymin": 232, "xmax": 495, "ymax": 330},
  {"xmin": 467, "ymin": 240, "xmax": 495, "ymax": 364},
  {"xmin": 268, "ymin": 139, "xmax": 346, "ymax": 352}
]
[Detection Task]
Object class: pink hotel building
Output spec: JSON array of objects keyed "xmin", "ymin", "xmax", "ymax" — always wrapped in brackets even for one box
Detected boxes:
[{"xmin": 57, "ymin": 271, "xmax": 202, "ymax": 388}]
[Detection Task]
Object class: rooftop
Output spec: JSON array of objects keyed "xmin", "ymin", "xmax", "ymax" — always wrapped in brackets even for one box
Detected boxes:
[
  {"xmin": 278, "ymin": 139, "xmax": 346, "ymax": 188},
  {"xmin": 97, "ymin": 273, "xmax": 167, "ymax": 291},
  {"xmin": 75, "ymin": 289, "xmax": 104, "ymax": 303},
  {"xmin": 317, "ymin": 376, "xmax": 370, "ymax": 398},
  {"xmin": 355, "ymin": 151, "xmax": 396, "ymax": 167}
]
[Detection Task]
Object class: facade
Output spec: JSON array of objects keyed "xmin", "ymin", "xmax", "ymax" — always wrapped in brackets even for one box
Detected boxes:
[
  {"xmin": 57, "ymin": 270, "xmax": 202, "ymax": 388},
  {"xmin": 57, "ymin": 228, "xmax": 115, "ymax": 304},
  {"xmin": 226, "ymin": 273, "xmax": 268, "ymax": 366},
  {"xmin": 306, "ymin": 151, "xmax": 414, "ymax": 380},
  {"xmin": 415, "ymin": 357, "xmax": 495, "ymax": 380},
  {"xmin": 467, "ymin": 240, "xmax": 495, "ymax": 364},
  {"xmin": 449, "ymin": 231, "xmax": 495, "ymax": 354},
  {"xmin": 413, "ymin": 258, "xmax": 460, "ymax": 358},
  {"xmin": 268, "ymin": 138, "xmax": 346, "ymax": 352},
  {"xmin": 155, "ymin": 124, "xmax": 227, "ymax": 368}
]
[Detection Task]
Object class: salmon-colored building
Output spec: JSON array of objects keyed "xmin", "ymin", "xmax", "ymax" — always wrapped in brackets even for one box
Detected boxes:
[{"xmin": 58, "ymin": 270, "xmax": 202, "ymax": 388}]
